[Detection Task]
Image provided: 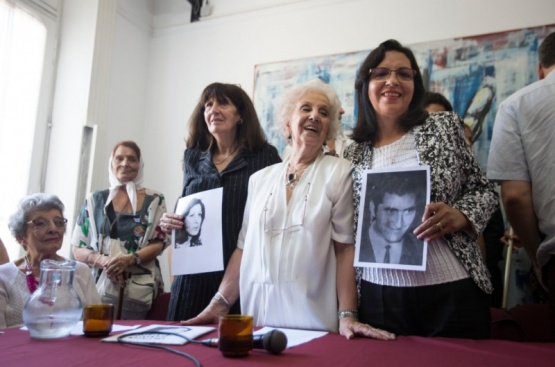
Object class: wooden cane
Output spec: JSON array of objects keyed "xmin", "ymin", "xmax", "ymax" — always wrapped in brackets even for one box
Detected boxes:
[
  {"xmin": 501, "ymin": 227, "xmax": 514, "ymax": 310},
  {"xmin": 116, "ymin": 273, "xmax": 127, "ymax": 320}
]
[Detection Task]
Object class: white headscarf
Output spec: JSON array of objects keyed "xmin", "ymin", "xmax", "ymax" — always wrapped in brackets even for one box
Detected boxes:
[{"xmin": 105, "ymin": 151, "xmax": 144, "ymax": 215}]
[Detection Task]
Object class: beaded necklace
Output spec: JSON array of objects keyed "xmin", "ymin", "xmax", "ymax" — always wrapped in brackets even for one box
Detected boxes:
[{"xmin": 25, "ymin": 255, "xmax": 38, "ymax": 293}]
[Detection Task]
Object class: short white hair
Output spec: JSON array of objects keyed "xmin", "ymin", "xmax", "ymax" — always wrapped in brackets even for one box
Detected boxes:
[{"xmin": 276, "ymin": 79, "xmax": 341, "ymax": 142}]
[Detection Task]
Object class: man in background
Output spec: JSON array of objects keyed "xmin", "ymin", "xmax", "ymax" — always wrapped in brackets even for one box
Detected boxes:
[
  {"xmin": 422, "ymin": 91, "xmax": 473, "ymax": 146},
  {"xmin": 487, "ymin": 32, "xmax": 555, "ymax": 337}
]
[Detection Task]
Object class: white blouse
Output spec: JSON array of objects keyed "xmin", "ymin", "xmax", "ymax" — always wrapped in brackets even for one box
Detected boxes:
[{"xmin": 238, "ymin": 154, "xmax": 354, "ymax": 332}]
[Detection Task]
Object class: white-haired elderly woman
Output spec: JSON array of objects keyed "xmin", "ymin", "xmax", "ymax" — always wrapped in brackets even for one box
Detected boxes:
[
  {"xmin": 183, "ymin": 79, "xmax": 395, "ymax": 340},
  {"xmin": 0, "ymin": 193, "xmax": 100, "ymax": 328}
]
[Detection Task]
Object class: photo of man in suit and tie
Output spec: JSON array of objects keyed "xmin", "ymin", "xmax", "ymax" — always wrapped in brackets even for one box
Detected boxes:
[{"xmin": 358, "ymin": 170, "xmax": 427, "ymax": 268}]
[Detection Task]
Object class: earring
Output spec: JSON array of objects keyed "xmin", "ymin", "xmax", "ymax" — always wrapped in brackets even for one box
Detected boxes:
[{"xmin": 238, "ymin": 118, "xmax": 243, "ymax": 125}]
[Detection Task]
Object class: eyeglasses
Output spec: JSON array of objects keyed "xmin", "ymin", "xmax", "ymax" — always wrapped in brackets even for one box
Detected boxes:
[
  {"xmin": 26, "ymin": 217, "xmax": 68, "ymax": 231},
  {"xmin": 368, "ymin": 67, "xmax": 417, "ymax": 82},
  {"xmin": 263, "ymin": 183, "xmax": 310, "ymax": 235}
]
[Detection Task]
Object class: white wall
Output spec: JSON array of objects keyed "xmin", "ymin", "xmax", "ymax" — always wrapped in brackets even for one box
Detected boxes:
[
  {"xmin": 45, "ymin": 0, "xmax": 555, "ymax": 290},
  {"xmin": 45, "ymin": 0, "xmax": 106, "ymax": 258},
  {"xmin": 143, "ymin": 0, "xmax": 555, "ymax": 214}
]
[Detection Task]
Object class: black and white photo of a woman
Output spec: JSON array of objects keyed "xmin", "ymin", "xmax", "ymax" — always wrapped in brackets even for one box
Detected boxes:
[
  {"xmin": 171, "ymin": 187, "xmax": 224, "ymax": 276},
  {"xmin": 174, "ymin": 198, "xmax": 205, "ymax": 248}
]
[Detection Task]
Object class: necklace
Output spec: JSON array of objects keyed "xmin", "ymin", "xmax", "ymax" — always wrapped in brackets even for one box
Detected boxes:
[
  {"xmin": 286, "ymin": 165, "xmax": 308, "ymax": 190},
  {"xmin": 24, "ymin": 255, "xmax": 38, "ymax": 293},
  {"xmin": 213, "ymin": 145, "xmax": 239, "ymax": 166}
]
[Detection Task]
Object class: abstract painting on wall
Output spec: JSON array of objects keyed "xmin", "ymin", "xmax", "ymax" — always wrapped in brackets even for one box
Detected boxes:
[{"xmin": 253, "ymin": 24, "xmax": 555, "ymax": 169}]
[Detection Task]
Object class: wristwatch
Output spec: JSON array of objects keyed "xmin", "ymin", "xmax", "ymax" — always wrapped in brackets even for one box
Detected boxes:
[{"xmin": 132, "ymin": 252, "xmax": 141, "ymax": 265}]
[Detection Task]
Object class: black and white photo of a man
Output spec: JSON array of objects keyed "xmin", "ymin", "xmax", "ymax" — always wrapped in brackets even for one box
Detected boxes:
[{"xmin": 358, "ymin": 170, "xmax": 428, "ymax": 269}]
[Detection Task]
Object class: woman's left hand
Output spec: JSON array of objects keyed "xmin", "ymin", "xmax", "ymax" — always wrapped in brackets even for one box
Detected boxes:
[
  {"xmin": 105, "ymin": 255, "xmax": 133, "ymax": 285},
  {"xmin": 339, "ymin": 318, "xmax": 396, "ymax": 340},
  {"xmin": 413, "ymin": 202, "xmax": 472, "ymax": 242},
  {"xmin": 181, "ymin": 302, "xmax": 229, "ymax": 326}
]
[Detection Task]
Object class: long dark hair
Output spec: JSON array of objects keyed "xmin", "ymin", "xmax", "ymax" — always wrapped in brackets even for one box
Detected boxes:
[
  {"xmin": 351, "ymin": 39, "xmax": 428, "ymax": 144},
  {"xmin": 185, "ymin": 83, "xmax": 267, "ymax": 152},
  {"xmin": 174, "ymin": 198, "xmax": 205, "ymax": 246}
]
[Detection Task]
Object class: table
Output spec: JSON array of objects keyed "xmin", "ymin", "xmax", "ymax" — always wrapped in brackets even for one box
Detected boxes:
[{"xmin": 2, "ymin": 320, "xmax": 554, "ymax": 367}]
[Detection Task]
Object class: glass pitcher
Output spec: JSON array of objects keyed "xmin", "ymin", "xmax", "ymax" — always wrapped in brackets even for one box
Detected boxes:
[{"xmin": 22, "ymin": 259, "xmax": 83, "ymax": 339}]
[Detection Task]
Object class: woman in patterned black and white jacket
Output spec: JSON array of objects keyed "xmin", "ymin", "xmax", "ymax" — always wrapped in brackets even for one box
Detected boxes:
[{"xmin": 344, "ymin": 39, "xmax": 498, "ymax": 339}]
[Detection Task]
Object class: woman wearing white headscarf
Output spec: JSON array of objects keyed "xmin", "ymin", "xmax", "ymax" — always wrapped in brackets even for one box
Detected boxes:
[{"xmin": 71, "ymin": 141, "xmax": 168, "ymax": 319}]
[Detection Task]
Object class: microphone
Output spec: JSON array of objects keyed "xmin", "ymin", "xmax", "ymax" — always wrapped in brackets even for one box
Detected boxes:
[
  {"xmin": 201, "ymin": 329, "xmax": 288, "ymax": 355},
  {"xmin": 253, "ymin": 329, "xmax": 288, "ymax": 354}
]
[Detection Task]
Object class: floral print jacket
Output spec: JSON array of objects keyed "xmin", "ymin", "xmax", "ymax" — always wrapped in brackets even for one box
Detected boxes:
[{"xmin": 344, "ymin": 112, "xmax": 498, "ymax": 293}]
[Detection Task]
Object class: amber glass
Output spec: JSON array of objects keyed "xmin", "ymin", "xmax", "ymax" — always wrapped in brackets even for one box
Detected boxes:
[
  {"xmin": 83, "ymin": 304, "xmax": 114, "ymax": 337},
  {"xmin": 218, "ymin": 315, "xmax": 253, "ymax": 357}
]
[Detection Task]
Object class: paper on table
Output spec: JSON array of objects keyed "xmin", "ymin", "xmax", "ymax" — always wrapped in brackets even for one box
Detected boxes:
[
  {"xmin": 254, "ymin": 326, "xmax": 328, "ymax": 348},
  {"xmin": 70, "ymin": 321, "xmax": 141, "ymax": 336},
  {"xmin": 101, "ymin": 324, "xmax": 215, "ymax": 345},
  {"xmin": 20, "ymin": 322, "xmax": 140, "ymax": 335}
]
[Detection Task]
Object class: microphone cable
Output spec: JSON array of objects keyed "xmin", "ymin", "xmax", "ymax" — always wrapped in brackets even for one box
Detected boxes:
[{"xmin": 116, "ymin": 331, "xmax": 205, "ymax": 367}]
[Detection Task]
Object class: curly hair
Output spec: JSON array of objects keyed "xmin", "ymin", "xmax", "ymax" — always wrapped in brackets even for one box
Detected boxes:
[
  {"xmin": 276, "ymin": 79, "xmax": 341, "ymax": 142},
  {"xmin": 8, "ymin": 193, "xmax": 65, "ymax": 240}
]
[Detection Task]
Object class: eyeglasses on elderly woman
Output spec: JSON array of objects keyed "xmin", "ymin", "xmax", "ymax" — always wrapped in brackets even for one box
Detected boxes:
[
  {"xmin": 368, "ymin": 67, "xmax": 417, "ymax": 82},
  {"xmin": 26, "ymin": 217, "xmax": 68, "ymax": 231}
]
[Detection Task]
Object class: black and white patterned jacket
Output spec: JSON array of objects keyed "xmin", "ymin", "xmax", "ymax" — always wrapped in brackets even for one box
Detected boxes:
[{"xmin": 344, "ymin": 112, "xmax": 498, "ymax": 294}]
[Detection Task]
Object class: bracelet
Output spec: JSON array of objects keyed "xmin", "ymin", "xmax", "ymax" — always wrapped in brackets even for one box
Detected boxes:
[
  {"xmin": 338, "ymin": 310, "xmax": 358, "ymax": 321},
  {"xmin": 85, "ymin": 251, "xmax": 97, "ymax": 267},
  {"xmin": 212, "ymin": 291, "xmax": 231, "ymax": 309},
  {"xmin": 92, "ymin": 253, "xmax": 105, "ymax": 269}
]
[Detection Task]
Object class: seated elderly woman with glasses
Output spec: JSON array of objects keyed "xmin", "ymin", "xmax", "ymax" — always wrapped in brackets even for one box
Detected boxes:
[
  {"xmin": 0, "ymin": 193, "xmax": 100, "ymax": 328},
  {"xmin": 183, "ymin": 79, "xmax": 395, "ymax": 340}
]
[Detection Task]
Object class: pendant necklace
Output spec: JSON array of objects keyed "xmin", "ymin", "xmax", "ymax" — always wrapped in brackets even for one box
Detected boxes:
[
  {"xmin": 24, "ymin": 255, "xmax": 38, "ymax": 293},
  {"xmin": 286, "ymin": 165, "xmax": 308, "ymax": 190}
]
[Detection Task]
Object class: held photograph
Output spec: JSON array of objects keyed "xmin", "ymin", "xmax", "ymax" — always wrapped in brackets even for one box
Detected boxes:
[
  {"xmin": 355, "ymin": 166, "xmax": 430, "ymax": 271},
  {"xmin": 171, "ymin": 187, "xmax": 224, "ymax": 275}
]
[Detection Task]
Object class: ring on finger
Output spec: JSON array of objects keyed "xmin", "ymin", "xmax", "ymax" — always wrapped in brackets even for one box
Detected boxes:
[{"xmin": 436, "ymin": 221, "xmax": 444, "ymax": 231}]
